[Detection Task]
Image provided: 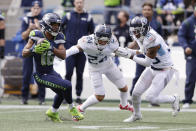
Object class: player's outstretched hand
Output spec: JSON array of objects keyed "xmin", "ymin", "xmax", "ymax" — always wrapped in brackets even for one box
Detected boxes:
[{"xmin": 34, "ymin": 39, "xmax": 50, "ymax": 54}]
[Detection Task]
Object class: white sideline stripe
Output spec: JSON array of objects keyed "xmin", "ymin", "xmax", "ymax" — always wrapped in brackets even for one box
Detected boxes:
[
  {"xmin": 159, "ymin": 127, "xmax": 196, "ymax": 131},
  {"xmin": 0, "ymin": 105, "xmax": 196, "ymax": 112}
]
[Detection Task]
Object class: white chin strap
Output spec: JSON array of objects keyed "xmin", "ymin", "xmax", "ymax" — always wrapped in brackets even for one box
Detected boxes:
[
  {"xmin": 97, "ymin": 44, "xmax": 107, "ymax": 50},
  {"xmin": 51, "ymin": 32, "xmax": 58, "ymax": 36}
]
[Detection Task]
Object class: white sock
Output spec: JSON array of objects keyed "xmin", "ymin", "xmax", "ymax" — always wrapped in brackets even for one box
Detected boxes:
[
  {"xmin": 69, "ymin": 103, "xmax": 74, "ymax": 109},
  {"xmin": 77, "ymin": 96, "xmax": 80, "ymax": 99},
  {"xmin": 80, "ymin": 95, "xmax": 99, "ymax": 111},
  {"xmin": 120, "ymin": 91, "xmax": 128, "ymax": 107},
  {"xmin": 132, "ymin": 95, "xmax": 141, "ymax": 116},
  {"xmin": 153, "ymin": 95, "xmax": 175, "ymax": 104},
  {"xmin": 51, "ymin": 107, "xmax": 58, "ymax": 113}
]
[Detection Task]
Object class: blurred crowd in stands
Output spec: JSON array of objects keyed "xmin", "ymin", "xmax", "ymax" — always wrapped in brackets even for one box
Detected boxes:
[{"xmin": 0, "ymin": 0, "xmax": 196, "ymax": 108}]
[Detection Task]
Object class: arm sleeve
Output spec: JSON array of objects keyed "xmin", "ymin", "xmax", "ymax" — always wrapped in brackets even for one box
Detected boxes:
[
  {"xmin": 178, "ymin": 21, "xmax": 189, "ymax": 50},
  {"xmin": 66, "ymin": 46, "xmax": 80, "ymax": 58},
  {"xmin": 133, "ymin": 55, "xmax": 152, "ymax": 67}
]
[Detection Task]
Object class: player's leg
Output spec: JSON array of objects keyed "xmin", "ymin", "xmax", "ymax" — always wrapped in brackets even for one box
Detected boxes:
[
  {"xmin": 34, "ymin": 71, "xmax": 84, "ymax": 121},
  {"xmin": 145, "ymin": 69, "xmax": 180, "ymax": 116},
  {"xmin": 124, "ymin": 68, "xmax": 153, "ymax": 122},
  {"xmin": 78, "ymin": 71, "xmax": 103, "ymax": 112},
  {"xmin": 75, "ymin": 53, "xmax": 86, "ymax": 104},
  {"xmin": 104, "ymin": 63, "xmax": 133, "ymax": 111},
  {"xmin": 145, "ymin": 69, "xmax": 175, "ymax": 104},
  {"xmin": 46, "ymin": 93, "xmax": 64, "ymax": 122}
]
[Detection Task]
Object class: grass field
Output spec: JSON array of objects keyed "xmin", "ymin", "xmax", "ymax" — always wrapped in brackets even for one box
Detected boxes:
[{"xmin": 0, "ymin": 98, "xmax": 196, "ymax": 131}]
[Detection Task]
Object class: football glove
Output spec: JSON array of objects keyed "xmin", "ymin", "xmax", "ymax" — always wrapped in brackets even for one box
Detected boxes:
[{"xmin": 34, "ymin": 40, "xmax": 50, "ymax": 54}]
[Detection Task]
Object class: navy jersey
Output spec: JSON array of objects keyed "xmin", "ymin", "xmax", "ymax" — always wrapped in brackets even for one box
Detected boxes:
[
  {"xmin": 61, "ymin": 10, "xmax": 94, "ymax": 48},
  {"xmin": 21, "ymin": 12, "xmax": 42, "ymax": 41},
  {"xmin": 29, "ymin": 30, "xmax": 66, "ymax": 74}
]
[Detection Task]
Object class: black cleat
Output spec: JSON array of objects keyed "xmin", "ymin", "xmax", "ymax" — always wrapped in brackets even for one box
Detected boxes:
[
  {"xmin": 21, "ymin": 100, "xmax": 28, "ymax": 105},
  {"xmin": 75, "ymin": 98, "xmax": 82, "ymax": 104}
]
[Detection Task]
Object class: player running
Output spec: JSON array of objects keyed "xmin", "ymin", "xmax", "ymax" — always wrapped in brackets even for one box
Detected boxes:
[
  {"xmin": 121, "ymin": 16, "xmax": 180, "ymax": 122},
  {"xmin": 22, "ymin": 13, "xmax": 84, "ymax": 122},
  {"xmin": 66, "ymin": 24, "xmax": 133, "ymax": 117}
]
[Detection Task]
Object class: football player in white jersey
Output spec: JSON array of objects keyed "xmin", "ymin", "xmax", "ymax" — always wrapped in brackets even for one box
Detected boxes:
[
  {"xmin": 121, "ymin": 16, "xmax": 180, "ymax": 122},
  {"xmin": 66, "ymin": 24, "xmax": 133, "ymax": 117}
]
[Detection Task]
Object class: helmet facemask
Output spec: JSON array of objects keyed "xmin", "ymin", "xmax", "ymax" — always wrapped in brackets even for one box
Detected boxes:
[
  {"xmin": 41, "ymin": 13, "xmax": 62, "ymax": 37},
  {"xmin": 94, "ymin": 25, "xmax": 111, "ymax": 50},
  {"xmin": 129, "ymin": 16, "xmax": 150, "ymax": 39},
  {"xmin": 95, "ymin": 33, "xmax": 111, "ymax": 50}
]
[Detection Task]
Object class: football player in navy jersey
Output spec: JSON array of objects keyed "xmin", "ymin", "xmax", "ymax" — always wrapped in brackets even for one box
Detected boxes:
[{"xmin": 22, "ymin": 13, "xmax": 84, "ymax": 122}]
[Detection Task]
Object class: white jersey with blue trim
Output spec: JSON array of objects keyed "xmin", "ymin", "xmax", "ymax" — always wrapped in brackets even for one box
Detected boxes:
[
  {"xmin": 78, "ymin": 34, "xmax": 119, "ymax": 71},
  {"xmin": 134, "ymin": 28, "xmax": 173, "ymax": 69}
]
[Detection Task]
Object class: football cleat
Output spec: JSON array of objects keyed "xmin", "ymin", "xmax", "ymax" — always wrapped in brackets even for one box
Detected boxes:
[
  {"xmin": 119, "ymin": 103, "xmax": 134, "ymax": 112},
  {"xmin": 77, "ymin": 105, "xmax": 85, "ymax": 114},
  {"xmin": 123, "ymin": 114, "xmax": 142, "ymax": 122},
  {"xmin": 172, "ymin": 94, "xmax": 180, "ymax": 117},
  {"xmin": 182, "ymin": 103, "xmax": 190, "ymax": 109},
  {"xmin": 69, "ymin": 107, "xmax": 84, "ymax": 121},
  {"xmin": 46, "ymin": 108, "xmax": 63, "ymax": 122}
]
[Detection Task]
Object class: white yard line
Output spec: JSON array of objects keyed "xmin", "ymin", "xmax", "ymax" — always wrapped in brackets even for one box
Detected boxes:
[
  {"xmin": 0, "ymin": 105, "xmax": 196, "ymax": 112},
  {"xmin": 159, "ymin": 127, "xmax": 196, "ymax": 131}
]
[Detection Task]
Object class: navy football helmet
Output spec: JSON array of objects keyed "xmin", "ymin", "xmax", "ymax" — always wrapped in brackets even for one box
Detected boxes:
[
  {"xmin": 40, "ymin": 13, "xmax": 61, "ymax": 36},
  {"xmin": 129, "ymin": 16, "xmax": 150, "ymax": 38},
  {"xmin": 94, "ymin": 24, "xmax": 112, "ymax": 50}
]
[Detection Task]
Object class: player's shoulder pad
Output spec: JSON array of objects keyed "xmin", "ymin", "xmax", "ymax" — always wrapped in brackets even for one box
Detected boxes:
[
  {"xmin": 79, "ymin": 35, "xmax": 93, "ymax": 44},
  {"xmin": 54, "ymin": 32, "xmax": 66, "ymax": 44},
  {"xmin": 145, "ymin": 31, "xmax": 156, "ymax": 43},
  {"xmin": 109, "ymin": 35, "xmax": 118, "ymax": 44},
  {"xmin": 29, "ymin": 29, "xmax": 42, "ymax": 37},
  {"xmin": 109, "ymin": 35, "xmax": 119, "ymax": 50}
]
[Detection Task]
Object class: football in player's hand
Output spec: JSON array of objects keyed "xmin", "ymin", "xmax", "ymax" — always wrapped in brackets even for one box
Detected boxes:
[{"xmin": 34, "ymin": 39, "xmax": 50, "ymax": 54}]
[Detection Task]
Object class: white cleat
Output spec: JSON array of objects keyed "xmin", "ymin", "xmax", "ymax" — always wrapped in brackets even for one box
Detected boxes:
[
  {"xmin": 172, "ymin": 94, "xmax": 180, "ymax": 117},
  {"xmin": 123, "ymin": 114, "xmax": 142, "ymax": 122},
  {"xmin": 182, "ymin": 103, "xmax": 190, "ymax": 109}
]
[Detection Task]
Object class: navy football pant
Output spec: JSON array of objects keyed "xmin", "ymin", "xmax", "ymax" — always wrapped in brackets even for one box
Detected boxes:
[
  {"xmin": 33, "ymin": 70, "xmax": 72, "ymax": 109},
  {"xmin": 22, "ymin": 56, "xmax": 45, "ymax": 101},
  {"xmin": 183, "ymin": 59, "xmax": 196, "ymax": 104},
  {"xmin": 130, "ymin": 54, "xmax": 145, "ymax": 96},
  {"xmin": 65, "ymin": 52, "xmax": 86, "ymax": 97}
]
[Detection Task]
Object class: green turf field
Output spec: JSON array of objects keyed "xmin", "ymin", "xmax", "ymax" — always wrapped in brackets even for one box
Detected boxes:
[{"xmin": 0, "ymin": 99, "xmax": 196, "ymax": 131}]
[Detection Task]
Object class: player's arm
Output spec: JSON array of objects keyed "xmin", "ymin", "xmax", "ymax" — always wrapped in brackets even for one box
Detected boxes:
[
  {"xmin": 114, "ymin": 40, "xmax": 141, "ymax": 58},
  {"xmin": 128, "ymin": 40, "xmax": 139, "ymax": 49},
  {"xmin": 53, "ymin": 44, "xmax": 66, "ymax": 60},
  {"xmin": 131, "ymin": 45, "xmax": 160, "ymax": 67},
  {"xmin": 22, "ymin": 39, "xmax": 34, "ymax": 57},
  {"xmin": 66, "ymin": 45, "xmax": 83, "ymax": 58}
]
